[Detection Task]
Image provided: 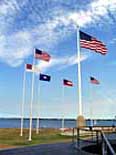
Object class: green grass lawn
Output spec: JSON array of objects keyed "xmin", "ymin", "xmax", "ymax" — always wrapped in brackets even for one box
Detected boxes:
[{"xmin": 0, "ymin": 128, "xmax": 72, "ymax": 148}]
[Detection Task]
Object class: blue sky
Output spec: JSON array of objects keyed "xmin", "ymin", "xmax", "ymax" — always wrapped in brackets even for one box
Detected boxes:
[{"xmin": 0, "ymin": 0, "xmax": 116, "ymax": 119}]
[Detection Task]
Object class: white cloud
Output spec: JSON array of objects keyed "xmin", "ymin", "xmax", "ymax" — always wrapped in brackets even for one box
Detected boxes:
[
  {"xmin": 69, "ymin": 0, "xmax": 116, "ymax": 27},
  {"xmin": 110, "ymin": 38, "xmax": 116, "ymax": 44},
  {"xmin": 0, "ymin": 30, "xmax": 32, "ymax": 67},
  {"xmin": 0, "ymin": 0, "xmax": 115, "ymax": 67},
  {"xmin": 0, "ymin": 0, "xmax": 28, "ymax": 16},
  {"xmin": 36, "ymin": 53, "xmax": 89, "ymax": 72}
]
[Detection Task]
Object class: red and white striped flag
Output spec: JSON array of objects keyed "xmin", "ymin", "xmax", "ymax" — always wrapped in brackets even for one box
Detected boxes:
[
  {"xmin": 35, "ymin": 49, "xmax": 51, "ymax": 62},
  {"xmin": 80, "ymin": 31, "xmax": 107, "ymax": 55},
  {"xmin": 90, "ymin": 77, "xmax": 100, "ymax": 85},
  {"xmin": 63, "ymin": 79, "xmax": 73, "ymax": 87}
]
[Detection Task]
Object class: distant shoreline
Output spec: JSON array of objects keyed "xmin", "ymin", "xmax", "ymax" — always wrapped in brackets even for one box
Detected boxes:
[{"xmin": 0, "ymin": 118, "xmax": 115, "ymax": 121}]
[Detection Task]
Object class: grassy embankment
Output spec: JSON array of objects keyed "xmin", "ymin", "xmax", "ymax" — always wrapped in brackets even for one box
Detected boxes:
[{"xmin": 0, "ymin": 128, "xmax": 72, "ymax": 148}]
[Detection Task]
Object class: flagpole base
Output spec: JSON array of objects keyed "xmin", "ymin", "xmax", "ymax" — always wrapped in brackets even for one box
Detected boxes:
[
  {"xmin": 77, "ymin": 115, "xmax": 85, "ymax": 128},
  {"xmin": 20, "ymin": 133, "xmax": 23, "ymax": 137},
  {"xmin": 28, "ymin": 138, "xmax": 32, "ymax": 141}
]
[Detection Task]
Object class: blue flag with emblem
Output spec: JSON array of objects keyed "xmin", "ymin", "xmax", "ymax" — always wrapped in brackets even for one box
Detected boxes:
[{"xmin": 39, "ymin": 74, "xmax": 51, "ymax": 82}]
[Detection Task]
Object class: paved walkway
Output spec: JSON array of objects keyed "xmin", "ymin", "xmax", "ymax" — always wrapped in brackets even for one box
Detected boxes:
[{"xmin": 0, "ymin": 142, "xmax": 87, "ymax": 155}]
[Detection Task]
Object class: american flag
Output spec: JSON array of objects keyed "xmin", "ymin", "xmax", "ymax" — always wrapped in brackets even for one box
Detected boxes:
[
  {"xmin": 35, "ymin": 49, "xmax": 51, "ymax": 62},
  {"xmin": 63, "ymin": 79, "xmax": 73, "ymax": 87},
  {"xmin": 80, "ymin": 31, "xmax": 107, "ymax": 55},
  {"xmin": 90, "ymin": 77, "xmax": 100, "ymax": 85}
]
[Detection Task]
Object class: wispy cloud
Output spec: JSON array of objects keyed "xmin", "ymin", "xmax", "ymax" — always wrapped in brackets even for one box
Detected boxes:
[
  {"xmin": 109, "ymin": 38, "xmax": 116, "ymax": 45},
  {"xmin": 69, "ymin": 0, "xmax": 116, "ymax": 27},
  {"xmin": 36, "ymin": 53, "xmax": 89, "ymax": 72},
  {"xmin": 0, "ymin": 0, "xmax": 115, "ymax": 67},
  {"xmin": 0, "ymin": 30, "xmax": 32, "ymax": 67}
]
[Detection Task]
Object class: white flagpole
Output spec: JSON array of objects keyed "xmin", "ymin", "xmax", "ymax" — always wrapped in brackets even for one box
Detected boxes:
[
  {"xmin": 36, "ymin": 77, "xmax": 41, "ymax": 134},
  {"xmin": 61, "ymin": 85, "xmax": 65, "ymax": 130},
  {"xmin": 28, "ymin": 52, "xmax": 35, "ymax": 141},
  {"xmin": 20, "ymin": 65, "xmax": 26, "ymax": 136},
  {"xmin": 77, "ymin": 26, "xmax": 82, "ymax": 116},
  {"xmin": 89, "ymin": 83, "xmax": 93, "ymax": 127}
]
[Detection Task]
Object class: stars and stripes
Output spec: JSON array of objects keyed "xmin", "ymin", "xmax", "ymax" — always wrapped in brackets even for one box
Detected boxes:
[
  {"xmin": 63, "ymin": 79, "xmax": 73, "ymax": 87},
  {"xmin": 35, "ymin": 49, "xmax": 51, "ymax": 62},
  {"xmin": 80, "ymin": 31, "xmax": 107, "ymax": 55},
  {"xmin": 90, "ymin": 77, "xmax": 100, "ymax": 85}
]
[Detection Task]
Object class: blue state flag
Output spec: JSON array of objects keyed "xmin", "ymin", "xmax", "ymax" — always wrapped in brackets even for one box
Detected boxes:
[{"xmin": 39, "ymin": 74, "xmax": 51, "ymax": 82}]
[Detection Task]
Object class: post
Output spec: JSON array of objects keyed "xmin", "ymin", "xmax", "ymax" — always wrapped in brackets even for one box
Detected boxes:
[
  {"xmin": 90, "ymin": 84, "xmax": 93, "ymax": 128},
  {"xmin": 20, "ymin": 66, "xmax": 26, "ymax": 136},
  {"xmin": 72, "ymin": 128, "xmax": 75, "ymax": 144},
  {"xmin": 77, "ymin": 128, "xmax": 80, "ymax": 148},
  {"xmin": 114, "ymin": 116, "xmax": 116, "ymax": 132},
  {"xmin": 96, "ymin": 131, "xmax": 99, "ymax": 145},
  {"xmin": 61, "ymin": 86, "xmax": 65, "ymax": 130},
  {"xmin": 77, "ymin": 26, "xmax": 82, "ymax": 116},
  {"xmin": 76, "ymin": 26, "xmax": 85, "ymax": 127},
  {"xmin": 36, "ymin": 78, "xmax": 41, "ymax": 134},
  {"xmin": 28, "ymin": 52, "xmax": 35, "ymax": 141}
]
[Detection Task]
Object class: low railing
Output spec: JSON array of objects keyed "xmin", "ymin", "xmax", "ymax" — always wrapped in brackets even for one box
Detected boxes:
[
  {"xmin": 101, "ymin": 131, "xmax": 116, "ymax": 155},
  {"xmin": 72, "ymin": 127, "xmax": 116, "ymax": 155}
]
